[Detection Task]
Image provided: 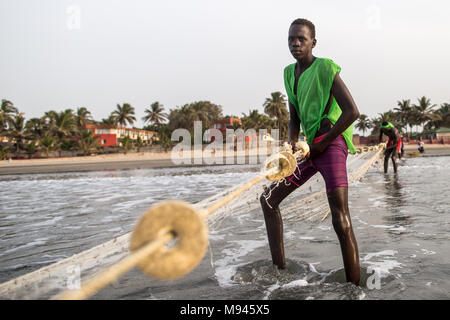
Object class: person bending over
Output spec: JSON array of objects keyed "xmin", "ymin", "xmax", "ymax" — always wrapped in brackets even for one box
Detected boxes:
[
  {"xmin": 379, "ymin": 122, "xmax": 400, "ymax": 173},
  {"xmin": 260, "ymin": 18, "xmax": 360, "ymax": 285}
]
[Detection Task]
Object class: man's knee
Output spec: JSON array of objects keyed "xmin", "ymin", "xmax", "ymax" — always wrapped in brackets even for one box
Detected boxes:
[
  {"xmin": 260, "ymin": 192, "xmax": 274, "ymax": 212},
  {"xmin": 332, "ymin": 212, "xmax": 352, "ymax": 236}
]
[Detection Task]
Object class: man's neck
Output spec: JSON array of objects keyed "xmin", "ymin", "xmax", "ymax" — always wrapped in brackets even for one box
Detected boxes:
[{"xmin": 296, "ymin": 54, "xmax": 315, "ymax": 71}]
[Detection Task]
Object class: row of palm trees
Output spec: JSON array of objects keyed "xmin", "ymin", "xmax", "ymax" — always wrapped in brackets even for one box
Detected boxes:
[
  {"xmin": 355, "ymin": 96, "xmax": 450, "ymax": 137},
  {"xmin": 4, "ymin": 93, "xmax": 444, "ymax": 159},
  {"xmin": 0, "ymin": 100, "xmax": 165, "ymax": 159},
  {"xmin": 0, "ymin": 93, "xmax": 289, "ymax": 158}
]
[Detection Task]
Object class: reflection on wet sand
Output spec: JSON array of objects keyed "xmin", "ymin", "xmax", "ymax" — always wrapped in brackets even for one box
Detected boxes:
[{"xmin": 382, "ymin": 174, "xmax": 412, "ymax": 229}]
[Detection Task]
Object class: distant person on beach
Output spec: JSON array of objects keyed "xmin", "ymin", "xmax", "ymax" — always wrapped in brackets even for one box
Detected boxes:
[
  {"xmin": 417, "ymin": 139, "xmax": 425, "ymax": 153},
  {"xmin": 260, "ymin": 18, "xmax": 361, "ymax": 285},
  {"xmin": 379, "ymin": 122, "xmax": 400, "ymax": 173}
]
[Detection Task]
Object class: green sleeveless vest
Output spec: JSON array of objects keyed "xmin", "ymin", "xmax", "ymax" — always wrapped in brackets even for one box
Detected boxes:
[{"xmin": 284, "ymin": 57, "xmax": 356, "ymax": 154}]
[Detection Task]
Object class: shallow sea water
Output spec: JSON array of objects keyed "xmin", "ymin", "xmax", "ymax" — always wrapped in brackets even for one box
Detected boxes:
[{"xmin": 0, "ymin": 156, "xmax": 449, "ymax": 299}]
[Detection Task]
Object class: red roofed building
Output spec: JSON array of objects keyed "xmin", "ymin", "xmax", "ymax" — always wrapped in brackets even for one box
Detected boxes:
[
  {"xmin": 84, "ymin": 124, "xmax": 158, "ymax": 147},
  {"xmin": 211, "ymin": 118, "xmax": 259, "ymax": 143},
  {"xmin": 212, "ymin": 118, "xmax": 242, "ymax": 135}
]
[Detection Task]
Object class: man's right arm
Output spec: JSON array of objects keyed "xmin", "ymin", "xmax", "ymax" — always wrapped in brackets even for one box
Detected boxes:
[
  {"xmin": 379, "ymin": 130, "xmax": 383, "ymax": 144},
  {"xmin": 288, "ymin": 101, "xmax": 300, "ymax": 150}
]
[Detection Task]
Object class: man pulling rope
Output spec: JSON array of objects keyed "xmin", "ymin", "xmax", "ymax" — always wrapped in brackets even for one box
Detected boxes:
[{"xmin": 260, "ymin": 18, "xmax": 361, "ymax": 285}]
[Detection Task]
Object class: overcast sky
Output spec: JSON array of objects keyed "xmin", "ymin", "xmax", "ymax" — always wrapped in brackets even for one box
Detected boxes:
[{"xmin": 1, "ymin": 0, "xmax": 449, "ymax": 129}]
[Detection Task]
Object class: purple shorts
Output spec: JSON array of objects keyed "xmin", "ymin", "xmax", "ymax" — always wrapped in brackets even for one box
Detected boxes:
[{"xmin": 287, "ymin": 135, "xmax": 349, "ymax": 193}]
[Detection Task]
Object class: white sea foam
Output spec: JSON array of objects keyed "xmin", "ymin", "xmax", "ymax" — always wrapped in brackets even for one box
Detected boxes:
[
  {"xmin": 262, "ymin": 282, "xmax": 280, "ymax": 300},
  {"xmin": 1, "ymin": 238, "xmax": 48, "ymax": 256},
  {"xmin": 284, "ymin": 230, "xmax": 296, "ymax": 240},
  {"xmin": 214, "ymin": 239, "xmax": 267, "ymax": 287},
  {"xmin": 63, "ymin": 225, "xmax": 83, "ymax": 230},
  {"xmin": 354, "ymin": 216, "xmax": 369, "ymax": 225},
  {"xmin": 363, "ymin": 250, "xmax": 397, "ymax": 261},
  {"xmin": 372, "ymin": 225, "xmax": 406, "ymax": 232},
  {"xmin": 368, "ymin": 196, "xmax": 386, "ymax": 201},
  {"xmin": 371, "ymin": 201, "xmax": 384, "ymax": 207},
  {"xmin": 362, "ymin": 250, "xmax": 402, "ymax": 277},
  {"xmin": 281, "ymin": 279, "xmax": 309, "ymax": 288},
  {"xmin": 421, "ymin": 249, "xmax": 436, "ymax": 255},
  {"xmin": 29, "ymin": 216, "xmax": 63, "ymax": 228},
  {"xmin": 389, "ymin": 226, "xmax": 406, "ymax": 232}
]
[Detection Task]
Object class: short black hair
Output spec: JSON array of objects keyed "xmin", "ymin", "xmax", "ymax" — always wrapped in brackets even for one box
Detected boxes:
[
  {"xmin": 381, "ymin": 121, "xmax": 388, "ymax": 126},
  {"xmin": 291, "ymin": 18, "xmax": 316, "ymax": 39}
]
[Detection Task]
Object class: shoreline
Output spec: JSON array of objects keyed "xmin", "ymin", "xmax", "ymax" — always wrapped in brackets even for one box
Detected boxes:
[
  {"xmin": 1, "ymin": 144, "xmax": 449, "ymax": 176},
  {"xmin": 0, "ymin": 151, "xmax": 267, "ymax": 175}
]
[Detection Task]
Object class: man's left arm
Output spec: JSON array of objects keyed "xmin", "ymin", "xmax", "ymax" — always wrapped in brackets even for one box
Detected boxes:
[
  {"xmin": 308, "ymin": 73, "xmax": 360, "ymax": 158},
  {"xmin": 391, "ymin": 129, "xmax": 400, "ymax": 149}
]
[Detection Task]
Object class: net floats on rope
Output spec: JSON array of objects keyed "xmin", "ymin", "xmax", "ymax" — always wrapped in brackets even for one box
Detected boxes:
[
  {"xmin": 132, "ymin": 150, "xmax": 298, "ymax": 278},
  {"xmin": 57, "ymin": 150, "xmax": 299, "ymax": 299},
  {"xmin": 130, "ymin": 201, "xmax": 208, "ymax": 280}
]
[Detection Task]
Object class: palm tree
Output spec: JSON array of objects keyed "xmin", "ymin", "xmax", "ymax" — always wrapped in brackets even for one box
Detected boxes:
[
  {"xmin": 0, "ymin": 99, "xmax": 18, "ymax": 135},
  {"xmin": 167, "ymin": 101, "xmax": 223, "ymax": 133},
  {"xmin": 134, "ymin": 135, "xmax": 145, "ymax": 152},
  {"xmin": 60, "ymin": 139, "xmax": 77, "ymax": 156},
  {"xmin": 369, "ymin": 117, "xmax": 382, "ymax": 136},
  {"xmin": 118, "ymin": 135, "xmax": 132, "ymax": 154},
  {"xmin": 378, "ymin": 110, "xmax": 396, "ymax": 123},
  {"xmin": 168, "ymin": 105, "xmax": 194, "ymax": 131},
  {"xmin": 190, "ymin": 101, "xmax": 223, "ymax": 130},
  {"xmin": 241, "ymin": 109, "xmax": 274, "ymax": 131},
  {"xmin": 426, "ymin": 103, "xmax": 449, "ymax": 130},
  {"xmin": 42, "ymin": 110, "xmax": 58, "ymax": 128},
  {"xmin": 394, "ymin": 99, "xmax": 411, "ymax": 135},
  {"xmin": 101, "ymin": 114, "xmax": 118, "ymax": 126},
  {"xmin": 25, "ymin": 141, "xmax": 38, "ymax": 159},
  {"xmin": 436, "ymin": 103, "xmax": 450, "ymax": 128},
  {"xmin": 355, "ymin": 114, "xmax": 372, "ymax": 137},
  {"xmin": 76, "ymin": 107, "xmax": 93, "ymax": 128},
  {"xmin": 51, "ymin": 109, "xmax": 78, "ymax": 141},
  {"xmin": 406, "ymin": 108, "xmax": 421, "ymax": 136},
  {"xmin": 112, "ymin": 103, "xmax": 136, "ymax": 128},
  {"xmin": 142, "ymin": 102, "xmax": 168, "ymax": 129},
  {"xmin": 0, "ymin": 146, "xmax": 11, "ymax": 160},
  {"xmin": 159, "ymin": 134, "xmax": 173, "ymax": 152},
  {"xmin": 77, "ymin": 130, "xmax": 100, "ymax": 156},
  {"xmin": 157, "ymin": 124, "xmax": 173, "ymax": 151},
  {"xmin": 263, "ymin": 92, "xmax": 289, "ymax": 139},
  {"xmin": 25, "ymin": 117, "xmax": 46, "ymax": 140},
  {"xmin": 413, "ymin": 96, "xmax": 438, "ymax": 131},
  {"xmin": 8, "ymin": 112, "xmax": 26, "ymax": 152},
  {"xmin": 232, "ymin": 120, "xmax": 241, "ymax": 130},
  {"xmin": 39, "ymin": 136, "xmax": 57, "ymax": 158}
]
